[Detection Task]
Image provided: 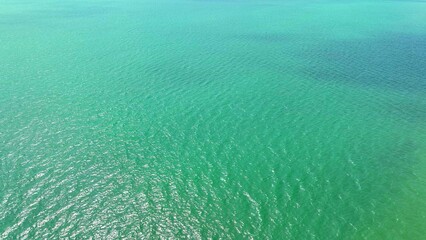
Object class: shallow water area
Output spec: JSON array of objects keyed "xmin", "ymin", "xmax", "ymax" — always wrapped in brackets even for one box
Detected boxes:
[{"xmin": 1, "ymin": 0, "xmax": 426, "ymax": 239}]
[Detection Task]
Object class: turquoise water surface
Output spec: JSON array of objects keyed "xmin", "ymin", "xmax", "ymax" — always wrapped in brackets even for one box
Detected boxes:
[{"xmin": 1, "ymin": 0, "xmax": 426, "ymax": 239}]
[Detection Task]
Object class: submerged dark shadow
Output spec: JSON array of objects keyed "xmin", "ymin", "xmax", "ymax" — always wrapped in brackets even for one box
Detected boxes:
[
  {"xmin": 301, "ymin": 33, "xmax": 426, "ymax": 92},
  {"xmin": 232, "ymin": 32, "xmax": 426, "ymax": 123},
  {"xmin": 235, "ymin": 32, "xmax": 426, "ymax": 93}
]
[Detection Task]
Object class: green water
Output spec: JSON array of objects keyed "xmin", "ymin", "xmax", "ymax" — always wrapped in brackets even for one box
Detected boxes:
[{"xmin": 1, "ymin": 0, "xmax": 426, "ymax": 238}]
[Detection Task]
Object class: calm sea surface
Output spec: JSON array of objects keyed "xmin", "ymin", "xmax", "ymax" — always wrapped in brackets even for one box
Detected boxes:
[{"xmin": 1, "ymin": 0, "xmax": 426, "ymax": 238}]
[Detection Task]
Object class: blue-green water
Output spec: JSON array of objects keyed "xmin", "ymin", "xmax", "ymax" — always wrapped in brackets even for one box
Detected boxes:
[{"xmin": 1, "ymin": 0, "xmax": 426, "ymax": 238}]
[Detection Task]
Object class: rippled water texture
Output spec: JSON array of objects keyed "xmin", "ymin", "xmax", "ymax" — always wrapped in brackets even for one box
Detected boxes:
[{"xmin": 1, "ymin": 0, "xmax": 426, "ymax": 239}]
